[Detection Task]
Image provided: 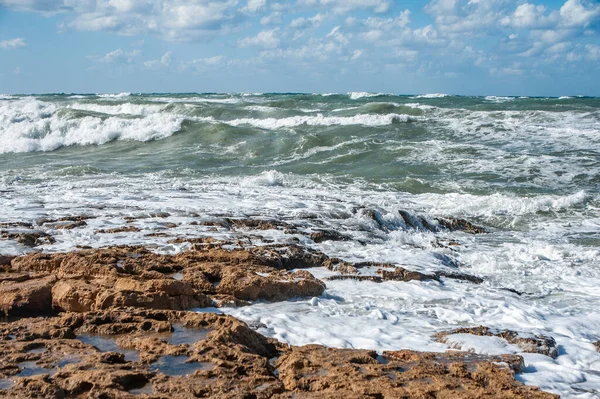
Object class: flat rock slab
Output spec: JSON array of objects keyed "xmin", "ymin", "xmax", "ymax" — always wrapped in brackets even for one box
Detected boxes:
[{"xmin": 0, "ymin": 309, "xmax": 557, "ymax": 399}]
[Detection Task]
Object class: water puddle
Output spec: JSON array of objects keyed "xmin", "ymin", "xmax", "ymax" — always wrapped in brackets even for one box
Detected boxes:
[
  {"xmin": 376, "ymin": 355, "xmax": 389, "ymax": 365},
  {"xmin": 0, "ymin": 379, "xmax": 14, "ymax": 390},
  {"xmin": 78, "ymin": 334, "xmax": 139, "ymax": 362},
  {"xmin": 149, "ymin": 355, "xmax": 214, "ymax": 376},
  {"xmin": 17, "ymin": 361, "xmax": 55, "ymax": 377},
  {"xmin": 26, "ymin": 347, "xmax": 46, "ymax": 355},
  {"xmin": 165, "ymin": 324, "xmax": 211, "ymax": 346},
  {"xmin": 129, "ymin": 384, "xmax": 154, "ymax": 395},
  {"xmin": 57, "ymin": 354, "xmax": 82, "ymax": 368}
]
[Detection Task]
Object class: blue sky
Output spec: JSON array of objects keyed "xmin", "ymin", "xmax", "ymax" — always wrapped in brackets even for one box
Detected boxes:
[{"xmin": 0, "ymin": 0, "xmax": 599, "ymax": 95}]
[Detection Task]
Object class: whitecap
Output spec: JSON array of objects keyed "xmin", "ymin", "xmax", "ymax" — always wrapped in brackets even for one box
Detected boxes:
[
  {"xmin": 225, "ymin": 113, "xmax": 412, "ymax": 129},
  {"xmin": 413, "ymin": 93, "xmax": 450, "ymax": 99}
]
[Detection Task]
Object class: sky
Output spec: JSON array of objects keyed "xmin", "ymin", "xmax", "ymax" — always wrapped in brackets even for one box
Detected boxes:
[{"xmin": 0, "ymin": 0, "xmax": 599, "ymax": 96}]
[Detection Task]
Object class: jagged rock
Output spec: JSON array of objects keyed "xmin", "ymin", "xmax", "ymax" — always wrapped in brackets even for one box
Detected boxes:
[
  {"xmin": 274, "ymin": 345, "xmax": 556, "ymax": 398},
  {"xmin": 96, "ymin": 226, "xmax": 141, "ymax": 233},
  {"xmin": 0, "ymin": 310, "xmax": 557, "ymax": 399},
  {"xmin": 437, "ymin": 326, "xmax": 558, "ymax": 358},
  {"xmin": 436, "ymin": 270, "xmax": 485, "ymax": 284},
  {"xmin": 0, "ymin": 231, "xmax": 55, "ymax": 247},
  {"xmin": 0, "ymin": 256, "xmax": 14, "ymax": 267},
  {"xmin": 55, "ymin": 220, "xmax": 87, "ymax": 230},
  {"xmin": 0, "ymin": 275, "xmax": 56, "ymax": 316},
  {"xmin": 218, "ymin": 270, "xmax": 326, "ymax": 301},
  {"xmin": 309, "ymin": 230, "xmax": 351, "ymax": 243},
  {"xmin": 51, "ymin": 279, "xmax": 101, "ymax": 312},
  {"xmin": 377, "ymin": 267, "xmax": 437, "ymax": 282},
  {"xmin": 435, "ymin": 217, "xmax": 487, "ymax": 234}
]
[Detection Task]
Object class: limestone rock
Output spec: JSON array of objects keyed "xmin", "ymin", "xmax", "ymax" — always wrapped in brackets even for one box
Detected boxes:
[
  {"xmin": 437, "ymin": 326, "xmax": 559, "ymax": 358},
  {"xmin": 0, "ymin": 275, "xmax": 56, "ymax": 316}
]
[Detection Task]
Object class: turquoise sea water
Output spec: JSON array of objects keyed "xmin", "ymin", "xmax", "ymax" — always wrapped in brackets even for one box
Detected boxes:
[{"xmin": 1, "ymin": 92, "xmax": 600, "ymax": 397}]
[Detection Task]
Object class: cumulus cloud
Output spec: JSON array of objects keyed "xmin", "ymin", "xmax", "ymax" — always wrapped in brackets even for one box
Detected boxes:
[
  {"xmin": 0, "ymin": 38, "xmax": 27, "ymax": 49},
  {"xmin": 1, "ymin": 0, "xmax": 600, "ymax": 83},
  {"xmin": 297, "ymin": 0, "xmax": 390, "ymax": 14},
  {"xmin": 1, "ymin": 0, "xmax": 240, "ymax": 40},
  {"xmin": 144, "ymin": 51, "xmax": 172, "ymax": 69},
  {"xmin": 239, "ymin": 29, "xmax": 281, "ymax": 48},
  {"xmin": 290, "ymin": 13, "xmax": 326, "ymax": 29},
  {"xmin": 95, "ymin": 48, "xmax": 141, "ymax": 64}
]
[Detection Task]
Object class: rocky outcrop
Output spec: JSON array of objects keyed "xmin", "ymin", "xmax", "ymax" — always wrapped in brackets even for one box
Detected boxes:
[
  {"xmin": 594, "ymin": 341, "xmax": 600, "ymax": 351},
  {"xmin": 0, "ymin": 275, "xmax": 55, "ymax": 316},
  {"xmin": 4, "ymin": 244, "xmax": 330, "ymax": 316},
  {"xmin": 437, "ymin": 326, "xmax": 559, "ymax": 358},
  {"xmin": 0, "ymin": 309, "xmax": 557, "ymax": 399}
]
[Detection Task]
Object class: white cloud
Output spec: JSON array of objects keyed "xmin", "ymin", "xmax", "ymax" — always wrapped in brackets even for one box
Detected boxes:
[
  {"xmin": 96, "ymin": 48, "xmax": 141, "ymax": 64},
  {"xmin": 290, "ymin": 13, "xmax": 326, "ymax": 29},
  {"xmin": 181, "ymin": 55, "xmax": 224, "ymax": 71},
  {"xmin": 260, "ymin": 12, "xmax": 282, "ymax": 25},
  {"xmin": 1, "ymin": 0, "xmax": 241, "ymax": 40},
  {"xmin": 144, "ymin": 51, "xmax": 172, "ymax": 69},
  {"xmin": 0, "ymin": 38, "xmax": 27, "ymax": 49},
  {"xmin": 559, "ymin": 0, "xmax": 600, "ymax": 27},
  {"xmin": 508, "ymin": 3, "xmax": 550, "ymax": 28},
  {"xmin": 238, "ymin": 29, "xmax": 281, "ymax": 48},
  {"xmin": 297, "ymin": 0, "xmax": 390, "ymax": 14},
  {"xmin": 241, "ymin": 0, "xmax": 266, "ymax": 13}
]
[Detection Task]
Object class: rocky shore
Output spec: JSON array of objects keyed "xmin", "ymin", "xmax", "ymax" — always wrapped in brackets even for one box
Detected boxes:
[{"xmin": 0, "ymin": 223, "xmax": 561, "ymax": 398}]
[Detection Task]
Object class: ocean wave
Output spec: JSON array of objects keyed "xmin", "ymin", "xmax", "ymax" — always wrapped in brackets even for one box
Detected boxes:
[
  {"xmin": 413, "ymin": 93, "xmax": 449, "ymax": 99},
  {"xmin": 66, "ymin": 102, "xmax": 168, "ymax": 116},
  {"xmin": 0, "ymin": 98, "xmax": 184, "ymax": 154},
  {"xmin": 96, "ymin": 92, "xmax": 132, "ymax": 98},
  {"xmin": 348, "ymin": 92, "xmax": 388, "ymax": 100},
  {"xmin": 484, "ymin": 96, "xmax": 515, "ymax": 103},
  {"xmin": 225, "ymin": 113, "xmax": 412, "ymax": 129},
  {"xmin": 420, "ymin": 190, "xmax": 588, "ymax": 219},
  {"xmin": 240, "ymin": 170, "xmax": 286, "ymax": 187}
]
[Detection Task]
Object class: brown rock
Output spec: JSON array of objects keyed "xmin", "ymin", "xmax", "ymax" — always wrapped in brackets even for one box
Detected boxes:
[
  {"xmin": 437, "ymin": 326, "xmax": 558, "ymax": 358},
  {"xmin": 96, "ymin": 226, "xmax": 141, "ymax": 233},
  {"xmin": 52, "ymin": 279, "xmax": 101, "ymax": 312},
  {"xmin": 0, "ymin": 275, "xmax": 56, "ymax": 316},
  {"xmin": 435, "ymin": 217, "xmax": 487, "ymax": 234},
  {"xmin": 0, "ymin": 309, "xmax": 557, "ymax": 399},
  {"xmin": 218, "ymin": 270, "xmax": 325, "ymax": 301},
  {"xmin": 273, "ymin": 345, "xmax": 556, "ymax": 398},
  {"xmin": 0, "ymin": 256, "xmax": 14, "ymax": 267},
  {"xmin": 377, "ymin": 267, "xmax": 437, "ymax": 282},
  {"xmin": 594, "ymin": 341, "xmax": 599, "ymax": 351},
  {"xmin": 309, "ymin": 230, "xmax": 350, "ymax": 243}
]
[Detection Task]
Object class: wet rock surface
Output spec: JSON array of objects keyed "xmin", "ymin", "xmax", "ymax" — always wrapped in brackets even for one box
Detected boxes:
[
  {"xmin": 0, "ymin": 231, "xmax": 555, "ymax": 398},
  {"xmin": 0, "ymin": 309, "xmax": 557, "ymax": 399},
  {"xmin": 436, "ymin": 326, "xmax": 559, "ymax": 358},
  {"xmin": 4, "ymin": 244, "xmax": 331, "ymax": 315}
]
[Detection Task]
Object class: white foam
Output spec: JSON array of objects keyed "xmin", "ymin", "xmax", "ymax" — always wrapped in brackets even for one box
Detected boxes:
[
  {"xmin": 417, "ymin": 190, "xmax": 588, "ymax": 219},
  {"xmin": 226, "ymin": 113, "xmax": 411, "ymax": 129},
  {"xmin": 240, "ymin": 170, "xmax": 286, "ymax": 187},
  {"xmin": 348, "ymin": 92, "xmax": 388, "ymax": 100},
  {"xmin": 96, "ymin": 92, "xmax": 131, "ymax": 98},
  {"xmin": 66, "ymin": 102, "xmax": 168, "ymax": 116},
  {"xmin": 413, "ymin": 93, "xmax": 450, "ymax": 99},
  {"xmin": 485, "ymin": 96, "xmax": 515, "ymax": 103},
  {"xmin": 0, "ymin": 98, "xmax": 185, "ymax": 153}
]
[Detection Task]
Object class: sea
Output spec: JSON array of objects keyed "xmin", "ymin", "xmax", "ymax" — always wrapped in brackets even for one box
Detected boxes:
[{"xmin": 1, "ymin": 92, "xmax": 599, "ymax": 398}]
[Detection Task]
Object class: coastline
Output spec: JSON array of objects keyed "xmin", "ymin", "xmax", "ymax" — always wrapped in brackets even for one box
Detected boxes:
[{"xmin": 0, "ymin": 218, "xmax": 561, "ymax": 398}]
